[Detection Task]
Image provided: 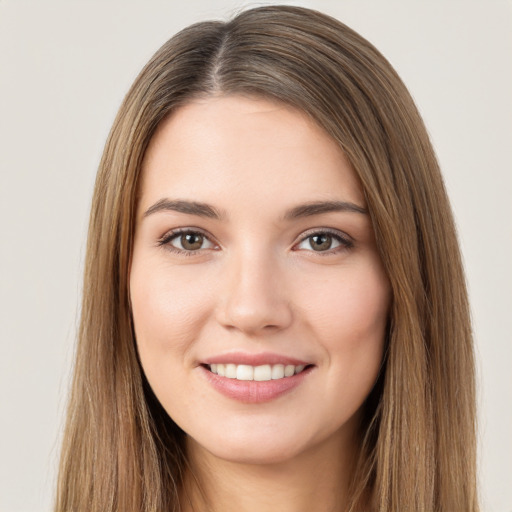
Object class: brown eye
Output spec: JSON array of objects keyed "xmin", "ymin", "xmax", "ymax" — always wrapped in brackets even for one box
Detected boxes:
[
  {"xmin": 295, "ymin": 230, "xmax": 351, "ymax": 253},
  {"xmin": 309, "ymin": 234, "xmax": 333, "ymax": 251},
  {"xmin": 162, "ymin": 230, "xmax": 216, "ymax": 253},
  {"xmin": 180, "ymin": 233, "xmax": 204, "ymax": 250}
]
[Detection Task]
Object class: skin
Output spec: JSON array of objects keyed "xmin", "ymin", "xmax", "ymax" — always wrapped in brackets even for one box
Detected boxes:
[{"xmin": 130, "ymin": 95, "xmax": 390, "ymax": 511}]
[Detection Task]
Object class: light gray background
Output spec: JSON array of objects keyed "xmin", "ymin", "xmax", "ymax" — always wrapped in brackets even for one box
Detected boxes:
[{"xmin": 1, "ymin": 1, "xmax": 511, "ymax": 511}]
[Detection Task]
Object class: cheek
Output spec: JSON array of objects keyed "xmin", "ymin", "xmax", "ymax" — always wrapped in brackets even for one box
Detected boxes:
[
  {"xmin": 129, "ymin": 260, "xmax": 217, "ymax": 424},
  {"xmin": 129, "ymin": 259, "xmax": 214, "ymax": 363},
  {"xmin": 301, "ymin": 262, "xmax": 389, "ymax": 342},
  {"xmin": 297, "ymin": 261, "xmax": 389, "ymax": 390}
]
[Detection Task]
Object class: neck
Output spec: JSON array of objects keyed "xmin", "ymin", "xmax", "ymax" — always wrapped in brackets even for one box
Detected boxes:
[{"xmin": 180, "ymin": 427, "xmax": 360, "ymax": 512}]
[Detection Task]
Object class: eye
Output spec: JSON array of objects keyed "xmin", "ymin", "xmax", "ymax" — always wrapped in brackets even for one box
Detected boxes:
[
  {"xmin": 159, "ymin": 229, "xmax": 217, "ymax": 254},
  {"xmin": 295, "ymin": 230, "xmax": 353, "ymax": 253}
]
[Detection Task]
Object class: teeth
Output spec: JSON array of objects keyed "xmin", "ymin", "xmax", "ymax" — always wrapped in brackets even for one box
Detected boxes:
[
  {"xmin": 225, "ymin": 364, "xmax": 237, "ymax": 379},
  {"xmin": 271, "ymin": 364, "xmax": 284, "ymax": 379},
  {"xmin": 208, "ymin": 363, "xmax": 308, "ymax": 381},
  {"xmin": 236, "ymin": 365, "xmax": 253, "ymax": 380},
  {"xmin": 284, "ymin": 365, "xmax": 295, "ymax": 377},
  {"xmin": 254, "ymin": 364, "xmax": 271, "ymax": 381}
]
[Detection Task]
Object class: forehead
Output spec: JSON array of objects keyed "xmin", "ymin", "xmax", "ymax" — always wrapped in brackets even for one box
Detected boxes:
[{"xmin": 139, "ymin": 95, "xmax": 365, "ymax": 214}]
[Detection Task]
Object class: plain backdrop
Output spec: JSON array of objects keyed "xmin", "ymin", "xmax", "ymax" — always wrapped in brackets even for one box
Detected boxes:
[{"xmin": 1, "ymin": 1, "xmax": 511, "ymax": 511}]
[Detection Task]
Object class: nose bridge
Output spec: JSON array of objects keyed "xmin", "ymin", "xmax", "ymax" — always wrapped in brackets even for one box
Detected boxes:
[{"xmin": 217, "ymin": 242, "xmax": 292, "ymax": 334}]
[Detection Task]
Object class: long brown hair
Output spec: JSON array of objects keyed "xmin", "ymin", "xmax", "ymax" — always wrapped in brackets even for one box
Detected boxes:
[{"xmin": 56, "ymin": 6, "xmax": 478, "ymax": 511}]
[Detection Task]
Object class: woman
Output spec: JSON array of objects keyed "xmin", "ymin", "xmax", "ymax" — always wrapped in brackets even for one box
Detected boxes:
[{"xmin": 56, "ymin": 5, "xmax": 478, "ymax": 511}]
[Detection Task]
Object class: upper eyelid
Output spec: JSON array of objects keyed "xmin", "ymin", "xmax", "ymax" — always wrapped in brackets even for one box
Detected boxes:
[
  {"xmin": 160, "ymin": 226, "xmax": 213, "ymax": 239},
  {"xmin": 158, "ymin": 226, "xmax": 352, "ymax": 239},
  {"xmin": 295, "ymin": 227, "xmax": 353, "ymax": 243}
]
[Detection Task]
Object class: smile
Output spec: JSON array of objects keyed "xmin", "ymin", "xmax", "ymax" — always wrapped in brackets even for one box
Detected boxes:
[
  {"xmin": 208, "ymin": 363, "xmax": 307, "ymax": 381},
  {"xmin": 200, "ymin": 353, "xmax": 315, "ymax": 403}
]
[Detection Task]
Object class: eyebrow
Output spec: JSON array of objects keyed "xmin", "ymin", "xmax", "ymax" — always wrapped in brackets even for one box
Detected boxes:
[
  {"xmin": 144, "ymin": 199, "xmax": 225, "ymax": 219},
  {"xmin": 143, "ymin": 198, "xmax": 367, "ymax": 220},
  {"xmin": 282, "ymin": 200, "xmax": 368, "ymax": 220}
]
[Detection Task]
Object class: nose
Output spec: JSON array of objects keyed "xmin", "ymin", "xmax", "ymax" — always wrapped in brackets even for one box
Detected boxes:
[{"xmin": 216, "ymin": 249, "xmax": 293, "ymax": 335}]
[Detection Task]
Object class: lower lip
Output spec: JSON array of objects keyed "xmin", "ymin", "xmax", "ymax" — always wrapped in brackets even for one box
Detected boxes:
[{"xmin": 199, "ymin": 365, "xmax": 313, "ymax": 403}]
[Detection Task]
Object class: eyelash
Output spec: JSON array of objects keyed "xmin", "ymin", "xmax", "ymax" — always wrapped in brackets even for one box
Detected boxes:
[
  {"xmin": 295, "ymin": 228, "xmax": 354, "ymax": 255},
  {"xmin": 157, "ymin": 228, "xmax": 217, "ymax": 256},
  {"xmin": 157, "ymin": 227, "xmax": 354, "ymax": 256}
]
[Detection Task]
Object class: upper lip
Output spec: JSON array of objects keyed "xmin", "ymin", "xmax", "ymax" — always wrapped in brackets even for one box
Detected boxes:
[{"xmin": 201, "ymin": 352, "xmax": 312, "ymax": 367}]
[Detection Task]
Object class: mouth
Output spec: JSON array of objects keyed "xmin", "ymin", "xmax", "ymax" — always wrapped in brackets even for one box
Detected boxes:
[
  {"xmin": 203, "ymin": 363, "xmax": 313, "ymax": 381},
  {"xmin": 199, "ymin": 353, "xmax": 315, "ymax": 402}
]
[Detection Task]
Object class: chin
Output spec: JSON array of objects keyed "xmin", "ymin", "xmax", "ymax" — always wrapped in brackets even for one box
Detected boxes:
[
  {"xmin": 201, "ymin": 439, "xmax": 305, "ymax": 466},
  {"xmin": 186, "ymin": 419, "xmax": 331, "ymax": 467}
]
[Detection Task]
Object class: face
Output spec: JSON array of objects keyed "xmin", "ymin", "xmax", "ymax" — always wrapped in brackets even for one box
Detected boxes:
[{"xmin": 130, "ymin": 95, "xmax": 390, "ymax": 465}]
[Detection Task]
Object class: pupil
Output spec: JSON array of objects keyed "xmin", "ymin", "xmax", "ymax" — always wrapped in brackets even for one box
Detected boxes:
[
  {"xmin": 311, "ymin": 234, "xmax": 331, "ymax": 251},
  {"xmin": 182, "ymin": 233, "xmax": 203, "ymax": 250}
]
